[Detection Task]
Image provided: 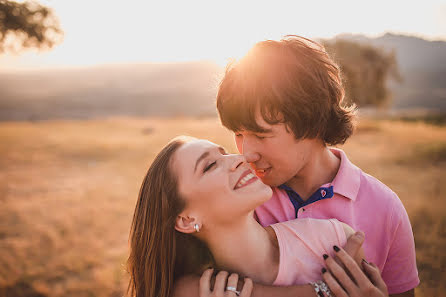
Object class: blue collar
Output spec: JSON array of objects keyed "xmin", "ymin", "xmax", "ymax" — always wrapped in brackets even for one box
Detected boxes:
[{"xmin": 278, "ymin": 184, "xmax": 334, "ymax": 217}]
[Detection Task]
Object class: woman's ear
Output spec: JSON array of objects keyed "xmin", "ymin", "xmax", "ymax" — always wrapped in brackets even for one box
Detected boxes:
[{"xmin": 175, "ymin": 214, "xmax": 200, "ymax": 234}]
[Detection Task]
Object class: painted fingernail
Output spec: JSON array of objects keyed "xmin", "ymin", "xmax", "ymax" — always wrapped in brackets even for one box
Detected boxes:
[
  {"xmin": 323, "ymin": 254, "xmax": 329, "ymax": 260},
  {"xmin": 322, "ymin": 268, "xmax": 327, "ymax": 273},
  {"xmin": 362, "ymin": 259, "xmax": 369, "ymax": 264},
  {"xmin": 333, "ymin": 245, "xmax": 340, "ymax": 252}
]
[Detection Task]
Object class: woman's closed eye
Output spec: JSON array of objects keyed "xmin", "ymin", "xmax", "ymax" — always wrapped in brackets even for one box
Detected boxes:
[{"xmin": 203, "ymin": 161, "xmax": 216, "ymax": 173}]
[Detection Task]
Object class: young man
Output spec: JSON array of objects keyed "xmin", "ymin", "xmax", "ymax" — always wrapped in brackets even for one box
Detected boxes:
[{"xmin": 215, "ymin": 36, "xmax": 419, "ymax": 296}]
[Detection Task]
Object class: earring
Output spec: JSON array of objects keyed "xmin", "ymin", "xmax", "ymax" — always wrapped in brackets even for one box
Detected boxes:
[{"xmin": 194, "ymin": 224, "xmax": 200, "ymax": 233}]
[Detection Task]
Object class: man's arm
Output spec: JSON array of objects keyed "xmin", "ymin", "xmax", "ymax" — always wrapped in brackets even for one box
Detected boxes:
[
  {"xmin": 172, "ymin": 272, "xmax": 315, "ymax": 297},
  {"xmin": 381, "ymin": 197, "xmax": 419, "ymax": 296},
  {"xmin": 171, "ymin": 231, "xmax": 365, "ymax": 297}
]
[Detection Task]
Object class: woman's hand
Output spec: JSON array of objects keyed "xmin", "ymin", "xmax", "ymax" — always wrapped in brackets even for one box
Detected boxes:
[
  {"xmin": 199, "ymin": 269, "xmax": 253, "ymax": 297},
  {"xmin": 323, "ymin": 246, "xmax": 389, "ymax": 297}
]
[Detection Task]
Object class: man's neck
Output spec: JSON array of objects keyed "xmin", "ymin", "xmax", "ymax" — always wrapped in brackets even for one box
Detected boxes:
[
  {"xmin": 286, "ymin": 147, "xmax": 341, "ymax": 201},
  {"xmin": 202, "ymin": 215, "xmax": 279, "ymax": 284}
]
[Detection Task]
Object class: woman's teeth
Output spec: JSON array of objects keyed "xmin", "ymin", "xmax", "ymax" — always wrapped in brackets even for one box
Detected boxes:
[{"xmin": 235, "ymin": 173, "xmax": 256, "ymax": 189}]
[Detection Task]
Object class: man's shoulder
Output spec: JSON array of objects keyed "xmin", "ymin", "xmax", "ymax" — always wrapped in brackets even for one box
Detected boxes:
[
  {"xmin": 359, "ymin": 170, "xmax": 397, "ymax": 197},
  {"xmin": 356, "ymin": 168, "xmax": 406, "ymax": 217},
  {"xmin": 332, "ymin": 148, "xmax": 399, "ymax": 203}
]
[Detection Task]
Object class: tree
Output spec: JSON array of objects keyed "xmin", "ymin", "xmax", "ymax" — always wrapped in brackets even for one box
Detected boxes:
[
  {"xmin": 322, "ymin": 39, "xmax": 401, "ymax": 108},
  {"xmin": 0, "ymin": 0, "xmax": 62, "ymax": 53}
]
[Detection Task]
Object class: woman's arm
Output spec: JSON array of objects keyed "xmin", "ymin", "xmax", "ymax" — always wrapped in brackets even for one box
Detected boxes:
[
  {"xmin": 322, "ymin": 226, "xmax": 390, "ymax": 297},
  {"xmin": 171, "ymin": 231, "xmax": 366, "ymax": 297},
  {"xmin": 323, "ymin": 246, "xmax": 389, "ymax": 297}
]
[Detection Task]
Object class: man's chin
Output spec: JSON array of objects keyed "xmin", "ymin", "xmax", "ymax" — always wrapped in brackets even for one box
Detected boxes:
[{"xmin": 259, "ymin": 176, "xmax": 281, "ymax": 188}]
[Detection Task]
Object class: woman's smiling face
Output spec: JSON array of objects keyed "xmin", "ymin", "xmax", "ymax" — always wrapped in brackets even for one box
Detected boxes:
[{"xmin": 172, "ymin": 139, "xmax": 273, "ymax": 229}]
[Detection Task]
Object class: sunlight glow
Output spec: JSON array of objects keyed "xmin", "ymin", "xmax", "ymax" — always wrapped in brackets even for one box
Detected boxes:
[{"xmin": 1, "ymin": 0, "xmax": 445, "ymax": 69}]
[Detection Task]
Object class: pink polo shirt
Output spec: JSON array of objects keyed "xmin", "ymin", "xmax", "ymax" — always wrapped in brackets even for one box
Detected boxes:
[{"xmin": 255, "ymin": 148, "xmax": 419, "ymax": 294}]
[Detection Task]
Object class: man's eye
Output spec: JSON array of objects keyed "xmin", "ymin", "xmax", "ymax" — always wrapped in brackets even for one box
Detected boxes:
[
  {"xmin": 255, "ymin": 135, "xmax": 266, "ymax": 140},
  {"xmin": 203, "ymin": 161, "xmax": 216, "ymax": 173}
]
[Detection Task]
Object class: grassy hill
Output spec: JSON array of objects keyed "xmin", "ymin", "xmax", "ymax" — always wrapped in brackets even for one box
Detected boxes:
[{"xmin": 0, "ymin": 116, "xmax": 445, "ymax": 297}]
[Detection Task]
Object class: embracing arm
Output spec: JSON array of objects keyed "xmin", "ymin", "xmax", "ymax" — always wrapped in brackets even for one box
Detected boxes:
[
  {"xmin": 320, "ymin": 224, "xmax": 416, "ymax": 297},
  {"xmin": 171, "ymin": 231, "xmax": 365, "ymax": 297},
  {"xmin": 323, "ymin": 224, "xmax": 414, "ymax": 297},
  {"xmin": 171, "ymin": 273, "xmax": 314, "ymax": 297},
  {"xmin": 330, "ymin": 197, "xmax": 418, "ymax": 297}
]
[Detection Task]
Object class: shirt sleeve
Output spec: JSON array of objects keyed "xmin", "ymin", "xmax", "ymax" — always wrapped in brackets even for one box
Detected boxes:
[
  {"xmin": 381, "ymin": 196, "xmax": 420, "ymax": 294},
  {"xmin": 328, "ymin": 219, "xmax": 348, "ymax": 248},
  {"xmin": 271, "ymin": 218, "xmax": 349, "ymax": 286},
  {"xmin": 284, "ymin": 218, "xmax": 348, "ymax": 258}
]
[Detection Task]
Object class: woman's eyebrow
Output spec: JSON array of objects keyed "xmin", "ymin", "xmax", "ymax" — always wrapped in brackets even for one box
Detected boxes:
[
  {"xmin": 194, "ymin": 151, "xmax": 210, "ymax": 173},
  {"xmin": 194, "ymin": 146, "xmax": 226, "ymax": 173}
]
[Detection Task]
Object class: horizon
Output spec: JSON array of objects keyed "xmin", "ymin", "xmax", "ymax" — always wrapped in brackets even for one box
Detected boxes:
[{"xmin": 0, "ymin": 32, "xmax": 444, "ymax": 73}]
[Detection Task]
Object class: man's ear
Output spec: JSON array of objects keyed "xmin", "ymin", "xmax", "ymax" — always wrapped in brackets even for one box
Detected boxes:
[{"xmin": 175, "ymin": 213, "xmax": 200, "ymax": 234}]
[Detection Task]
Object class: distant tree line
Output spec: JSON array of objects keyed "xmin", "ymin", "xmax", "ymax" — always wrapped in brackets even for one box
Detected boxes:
[
  {"xmin": 0, "ymin": 1, "xmax": 400, "ymax": 108},
  {"xmin": 323, "ymin": 39, "xmax": 401, "ymax": 107}
]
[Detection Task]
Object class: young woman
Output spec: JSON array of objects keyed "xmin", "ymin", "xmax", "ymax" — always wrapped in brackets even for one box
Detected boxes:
[{"xmin": 127, "ymin": 137, "xmax": 383, "ymax": 297}]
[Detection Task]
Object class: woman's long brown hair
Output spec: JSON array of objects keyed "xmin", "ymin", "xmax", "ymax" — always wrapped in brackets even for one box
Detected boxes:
[{"xmin": 127, "ymin": 138, "xmax": 214, "ymax": 297}]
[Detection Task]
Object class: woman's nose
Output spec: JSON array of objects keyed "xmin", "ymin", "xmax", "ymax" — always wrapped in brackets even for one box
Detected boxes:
[{"xmin": 229, "ymin": 154, "xmax": 246, "ymax": 171}]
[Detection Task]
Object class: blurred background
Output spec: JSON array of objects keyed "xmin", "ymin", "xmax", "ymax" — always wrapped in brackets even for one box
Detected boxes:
[{"xmin": 0, "ymin": 0, "xmax": 445, "ymax": 296}]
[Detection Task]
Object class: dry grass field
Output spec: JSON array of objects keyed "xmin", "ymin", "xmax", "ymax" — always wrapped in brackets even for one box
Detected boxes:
[{"xmin": 0, "ymin": 116, "xmax": 445, "ymax": 297}]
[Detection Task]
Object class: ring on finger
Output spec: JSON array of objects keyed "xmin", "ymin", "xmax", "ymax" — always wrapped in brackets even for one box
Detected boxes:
[{"xmin": 226, "ymin": 286, "xmax": 240, "ymax": 296}]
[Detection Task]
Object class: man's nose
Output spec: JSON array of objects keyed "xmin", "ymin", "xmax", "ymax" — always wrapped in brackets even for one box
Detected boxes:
[
  {"xmin": 243, "ymin": 151, "xmax": 260, "ymax": 163},
  {"xmin": 239, "ymin": 136, "xmax": 261, "ymax": 163}
]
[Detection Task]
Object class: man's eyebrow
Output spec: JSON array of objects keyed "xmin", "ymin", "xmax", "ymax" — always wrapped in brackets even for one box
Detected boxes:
[
  {"xmin": 194, "ymin": 151, "xmax": 210, "ymax": 173},
  {"xmin": 247, "ymin": 128, "xmax": 273, "ymax": 134},
  {"xmin": 236, "ymin": 127, "xmax": 272, "ymax": 134},
  {"xmin": 256, "ymin": 128, "xmax": 273, "ymax": 134}
]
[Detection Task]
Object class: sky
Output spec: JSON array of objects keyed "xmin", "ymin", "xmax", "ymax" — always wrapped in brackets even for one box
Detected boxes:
[{"xmin": 1, "ymin": 0, "xmax": 446, "ymax": 69}]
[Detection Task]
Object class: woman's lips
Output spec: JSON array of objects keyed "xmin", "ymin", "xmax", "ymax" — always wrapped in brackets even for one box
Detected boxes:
[{"xmin": 234, "ymin": 170, "xmax": 258, "ymax": 190}]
